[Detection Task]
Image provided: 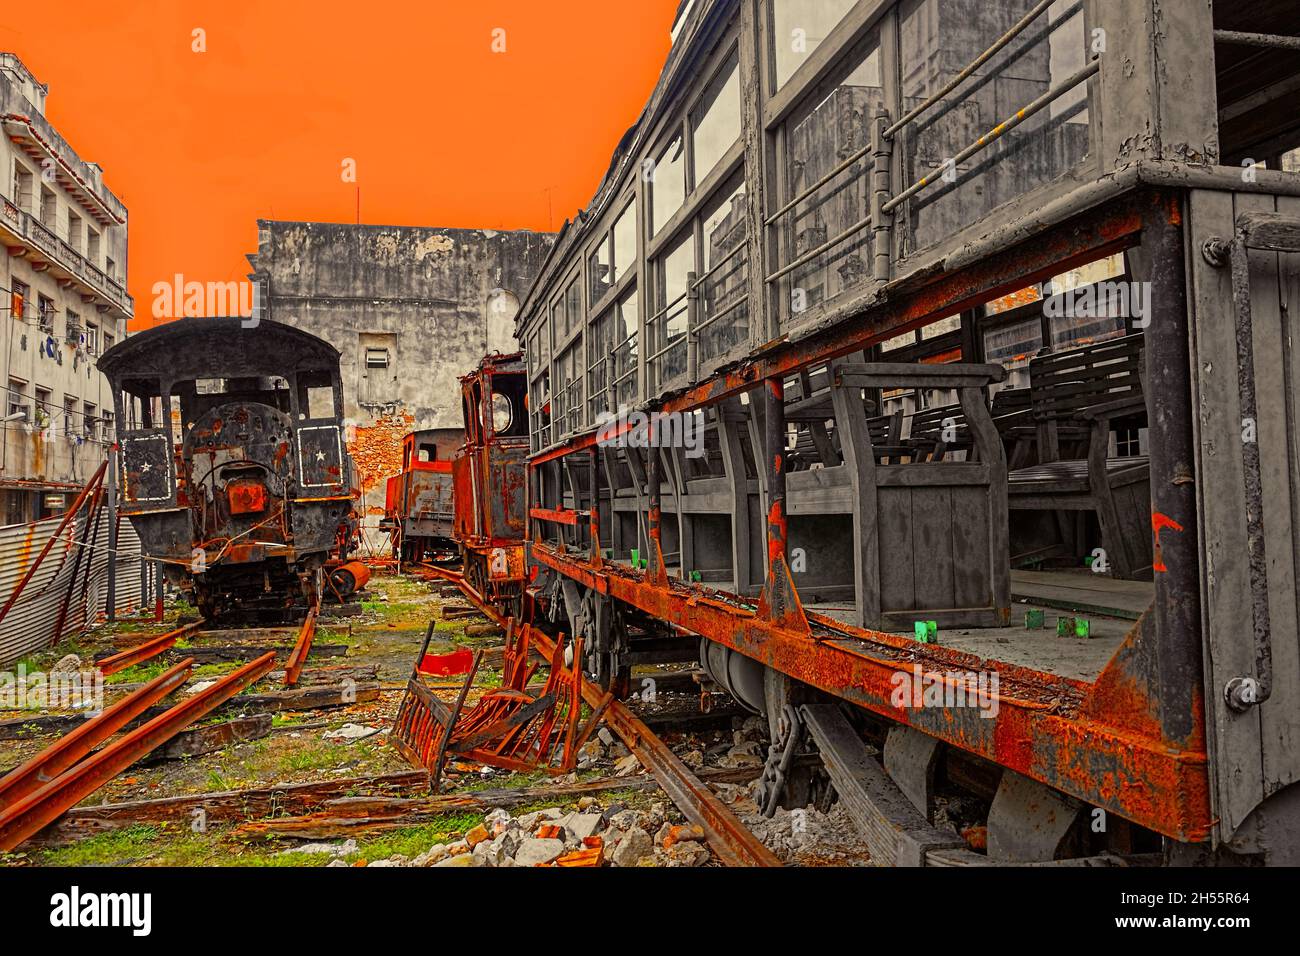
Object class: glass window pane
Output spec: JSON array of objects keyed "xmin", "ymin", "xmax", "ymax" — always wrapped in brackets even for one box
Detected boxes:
[
  {"xmin": 900, "ymin": 0, "xmax": 1090, "ymax": 253},
  {"xmin": 650, "ymin": 134, "xmax": 686, "ymax": 236},
  {"xmin": 590, "ymin": 234, "xmax": 612, "ymax": 305},
  {"xmin": 613, "ymin": 202, "xmax": 636, "ymax": 282},
  {"xmin": 780, "ymin": 39, "xmax": 882, "ymax": 327},
  {"xmin": 700, "ymin": 179, "xmax": 749, "ymax": 366},
  {"xmin": 772, "ymin": 0, "xmax": 859, "ymax": 90},
  {"xmin": 566, "ymin": 276, "xmax": 582, "ymax": 338},
  {"xmin": 652, "ymin": 233, "xmax": 693, "ymax": 386},
  {"xmin": 691, "ymin": 56, "xmax": 741, "ymax": 187}
]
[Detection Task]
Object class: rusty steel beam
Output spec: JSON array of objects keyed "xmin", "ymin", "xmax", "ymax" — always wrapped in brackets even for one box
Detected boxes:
[
  {"xmin": 528, "ymin": 627, "xmax": 779, "ymax": 867},
  {"xmin": 0, "ymin": 660, "xmax": 194, "ymax": 808},
  {"xmin": 97, "ymin": 621, "xmax": 204, "ymax": 676},
  {"xmin": 529, "ymin": 542, "xmax": 1212, "ymax": 842},
  {"xmin": 283, "ymin": 609, "xmax": 318, "ymax": 687},
  {"xmin": 0, "ymin": 652, "xmax": 276, "ymax": 851}
]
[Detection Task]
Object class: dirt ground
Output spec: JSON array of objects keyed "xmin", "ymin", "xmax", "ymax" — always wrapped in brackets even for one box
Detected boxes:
[{"xmin": 0, "ymin": 571, "xmax": 875, "ymax": 867}]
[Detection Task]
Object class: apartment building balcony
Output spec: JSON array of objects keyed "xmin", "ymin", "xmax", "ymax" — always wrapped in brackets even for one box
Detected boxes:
[{"xmin": 1, "ymin": 199, "xmax": 133, "ymax": 319}]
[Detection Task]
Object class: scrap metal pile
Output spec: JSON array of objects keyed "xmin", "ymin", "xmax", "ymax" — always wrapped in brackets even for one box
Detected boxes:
[{"xmin": 392, "ymin": 619, "xmax": 611, "ymax": 785}]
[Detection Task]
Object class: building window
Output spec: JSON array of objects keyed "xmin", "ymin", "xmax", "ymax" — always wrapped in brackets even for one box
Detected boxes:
[
  {"xmin": 771, "ymin": 0, "xmax": 859, "ymax": 90},
  {"xmin": 106, "ymin": 256, "xmax": 116, "ymax": 282},
  {"xmin": 84, "ymin": 322, "xmax": 98, "ymax": 354},
  {"xmin": 589, "ymin": 232, "xmax": 612, "ymax": 306},
  {"xmin": 37, "ymin": 295, "xmax": 55, "ymax": 333},
  {"xmin": 68, "ymin": 211, "xmax": 83, "ymax": 253},
  {"xmin": 6, "ymin": 378, "xmax": 29, "ymax": 423},
  {"xmin": 650, "ymin": 134, "xmax": 686, "ymax": 237},
  {"xmin": 63, "ymin": 396, "xmax": 77, "ymax": 438},
  {"xmin": 613, "ymin": 201, "xmax": 636, "ymax": 283},
  {"xmin": 87, "ymin": 227, "xmax": 101, "ymax": 265},
  {"xmin": 102, "ymin": 410, "xmax": 114, "ymax": 443},
  {"xmin": 12, "ymin": 162, "xmax": 34, "ymax": 213},
  {"xmin": 10, "ymin": 279, "xmax": 27, "ymax": 321},
  {"xmin": 83, "ymin": 402, "xmax": 97, "ymax": 440},
  {"xmin": 33, "ymin": 386, "xmax": 51, "ymax": 430},
  {"xmin": 690, "ymin": 53, "xmax": 741, "ymax": 187},
  {"xmin": 39, "ymin": 186, "xmax": 56, "ymax": 228},
  {"xmin": 65, "ymin": 309, "xmax": 82, "ymax": 345},
  {"xmin": 359, "ymin": 333, "xmax": 398, "ymax": 406}
]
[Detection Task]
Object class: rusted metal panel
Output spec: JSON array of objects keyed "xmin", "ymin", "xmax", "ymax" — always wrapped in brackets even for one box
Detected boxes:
[
  {"xmin": 0, "ymin": 501, "xmax": 149, "ymax": 667},
  {"xmin": 528, "ymin": 540, "xmax": 1213, "ymax": 842}
]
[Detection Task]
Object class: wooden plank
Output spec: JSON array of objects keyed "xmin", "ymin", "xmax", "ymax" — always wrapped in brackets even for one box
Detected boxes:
[
  {"xmin": 1188, "ymin": 187, "xmax": 1264, "ymax": 834},
  {"xmin": 878, "ymin": 487, "xmax": 914, "ymax": 613},
  {"xmin": 951, "ymin": 485, "xmax": 990, "ymax": 610},
  {"xmin": 912, "ymin": 487, "xmax": 954, "ymax": 612},
  {"xmin": 147, "ymin": 714, "xmax": 273, "ymax": 762},
  {"xmin": 1252, "ymin": 194, "xmax": 1300, "ymax": 796}
]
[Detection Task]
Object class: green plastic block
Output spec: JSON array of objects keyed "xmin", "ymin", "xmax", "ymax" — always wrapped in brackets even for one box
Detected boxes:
[
  {"xmin": 630, "ymin": 548, "xmax": 640, "ymax": 567},
  {"xmin": 690, "ymin": 570, "xmax": 702, "ymax": 582},
  {"xmin": 913, "ymin": 621, "xmax": 938, "ymax": 643},
  {"xmin": 1025, "ymin": 609, "xmax": 1045, "ymax": 629},
  {"xmin": 1057, "ymin": 616, "xmax": 1076, "ymax": 637},
  {"xmin": 1075, "ymin": 618, "xmax": 1091, "ymax": 639}
]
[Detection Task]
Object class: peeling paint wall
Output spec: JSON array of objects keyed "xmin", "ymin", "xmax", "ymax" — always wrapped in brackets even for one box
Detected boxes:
[{"xmin": 248, "ymin": 221, "xmax": 553, "ymax": 528}]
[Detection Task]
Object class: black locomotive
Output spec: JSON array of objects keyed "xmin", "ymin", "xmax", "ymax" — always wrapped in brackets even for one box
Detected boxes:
[{"xmin": 99, "ymin": 317, "xmax": 357, "ymax": 621}]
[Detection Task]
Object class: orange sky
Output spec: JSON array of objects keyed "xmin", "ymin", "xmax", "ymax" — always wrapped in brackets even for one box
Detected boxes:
[{"xmin": 0, "ymin": 1, "xmax": 677, "ymax": 329}]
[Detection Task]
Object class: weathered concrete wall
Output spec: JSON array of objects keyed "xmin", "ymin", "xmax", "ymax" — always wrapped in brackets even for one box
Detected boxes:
[{"xmin": 248, "ymin": 221, "xmax": 553, "ymax": 530}]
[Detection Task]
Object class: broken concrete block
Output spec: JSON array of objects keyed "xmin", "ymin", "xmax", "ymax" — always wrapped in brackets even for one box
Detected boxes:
[
  {"xmin": 560, "ymin": 812, "xmax": 603, "ymax": 843},
  {"xmin": 610, "ymin": 827, "xmax": 653, "ymax": 867},
  {"xmin": 434, "ymin": 853, "xmax": 476, "ymax": 867},
  {"xmin": 514, "ymin": 837, "xmax": 565, "ymax": 867}
]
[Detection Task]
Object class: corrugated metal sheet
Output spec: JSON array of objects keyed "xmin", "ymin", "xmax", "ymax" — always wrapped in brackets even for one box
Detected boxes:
[{"xmin": 0, "ymin": 505, "xmax": 150, "ymax": 667}]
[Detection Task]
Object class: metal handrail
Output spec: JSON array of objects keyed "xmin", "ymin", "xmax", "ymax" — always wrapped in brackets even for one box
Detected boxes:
[
  {"xmin": 694, "ymin": 292, "xmax": 748, "ymax": 334},
  {"xmin": 691, "ymin": 240, "xmax": 747, "ymax": 287},
  {"xmin": 881, "ymin": 58, "xmax": 1100, "ymax": 215},
  {"xmin": 647, "ymin": 289, "xmax": 689, "ymax": 327},
  {"xmin": 765, "ymin": 213, "xmax": 873, "ymax": 284},
  {"xmin": 883, "ymin": 0, "xmax": 1056, "ymax": 139},
  {"xmin": 1214, "ymin": 29, "xmax": 1300, "ymax": 51},
  {"xmin": 766, "ymin": 144, "xmax": 872, "ymax": 227}
]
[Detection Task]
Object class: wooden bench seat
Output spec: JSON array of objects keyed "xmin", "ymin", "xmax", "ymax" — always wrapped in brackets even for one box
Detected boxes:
[{"xmin": 1005, "ymin": 334, "xmax": 1152, "ymax": 579}]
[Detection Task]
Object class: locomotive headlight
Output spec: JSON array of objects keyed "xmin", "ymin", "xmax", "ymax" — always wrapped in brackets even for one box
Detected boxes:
[{"xmin": 227, "ymin": 478, "xmax": 270, "ymax": 515}]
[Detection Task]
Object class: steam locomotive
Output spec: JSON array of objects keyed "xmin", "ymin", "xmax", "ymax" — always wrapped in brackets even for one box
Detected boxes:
[{"xmin": 99, "ymin": 317, "xmax": 358, "ymax": 621}]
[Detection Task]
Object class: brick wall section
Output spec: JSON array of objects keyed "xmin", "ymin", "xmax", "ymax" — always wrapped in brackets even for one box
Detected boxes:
[{"xmin": 348, "ymin": 411, "xmax": 414, "ymax": 516}]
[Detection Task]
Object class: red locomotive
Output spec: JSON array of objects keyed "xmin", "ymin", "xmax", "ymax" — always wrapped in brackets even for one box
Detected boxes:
[
  {"xmin": 451, "ymin": 352, "xmax": 529, "ymax": 616},
  {"xmin": 382, "ymin": 428, "xmax": 462, "ymax": 564}
]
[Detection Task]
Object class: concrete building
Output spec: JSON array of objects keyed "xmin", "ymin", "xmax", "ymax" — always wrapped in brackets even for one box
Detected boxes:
[
  {"xmin": 247, "ymin": 220, "xmax": 552, "ymax": 528},
  {"xmin": 0, "ymin": 53, "xmax": 132, "ymax": 526}
]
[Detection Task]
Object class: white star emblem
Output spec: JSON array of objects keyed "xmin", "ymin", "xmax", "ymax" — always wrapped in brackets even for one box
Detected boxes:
[
  {"xmin": 141, "ymin": 462, "xmax": 152, "ymax": 473},
  {"xmin": 315, "ymin": 451, "xmax": 326, "ymax": 462}
]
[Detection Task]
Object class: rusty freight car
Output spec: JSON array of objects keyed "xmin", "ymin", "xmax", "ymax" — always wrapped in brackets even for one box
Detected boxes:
[
  {"xmin": 382, "ymin": 428, "xmax": 462, "ymax": 564},
  {"xmin": 510, "ymin": 0, "xmax": 1300, "ymax": 864}
]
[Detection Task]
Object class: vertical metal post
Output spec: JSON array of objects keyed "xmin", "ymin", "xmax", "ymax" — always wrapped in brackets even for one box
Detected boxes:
[
  {"xmin": 871, "ymin": 108, "xmax": 892, "ymax": 281},
  {"xmin": 686, "ymin": 270, "xmax": 699, "ymax": 383},
  {"xmin": 758, "ymin": 375, "xmax": 808, "ymax": 634},
  {"xmin": 105, "ymin": 443, "xmax": 118, "ymax": 621},
  {"xmin": 646, "ymin": 445, "xmax": 667, "ymax": 585},
  {"xmin": 1141, "ymin": 191, "xmax": 1203, "ymax": 747},
  {"xmin": 763, "ymin": 376, "xmax": 787, "ymax": 567}
]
